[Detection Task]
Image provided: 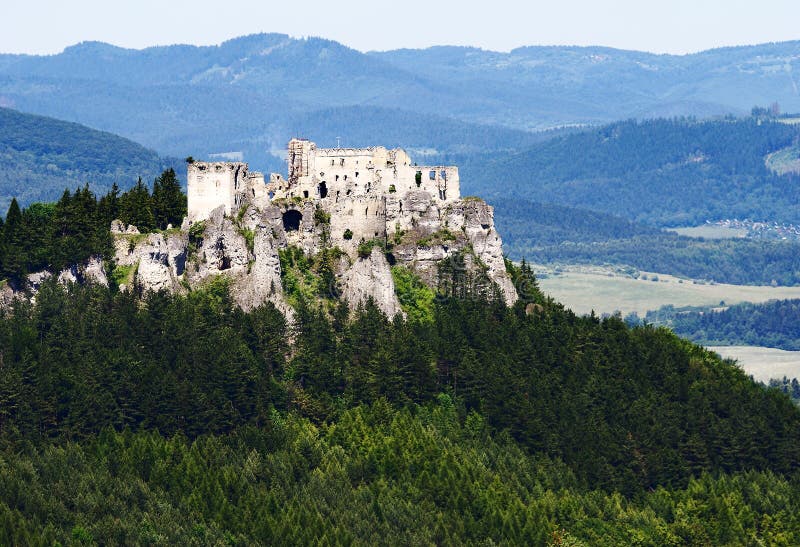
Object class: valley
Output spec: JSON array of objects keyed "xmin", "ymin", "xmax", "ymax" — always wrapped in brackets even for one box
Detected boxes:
[
  {"xmin": 536, "ymin": 264, "xmax": 800, "ymax": 316},
  {"xmin": 708, "ymin": 345, "xmax": 800, "ymax": 383}
]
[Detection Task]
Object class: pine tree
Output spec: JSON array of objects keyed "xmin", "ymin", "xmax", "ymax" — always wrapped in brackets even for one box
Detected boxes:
[
  {"xmin": 98, "ymin": 182, "xmax": 121, "ymax": 224},
  {"xmin": 120, "ymin": 178, "xmax": 155, "ymax": 232},
  {"xmin": 152, "ymin": 169, "xmax": 186, "ymax": 230},
  {"xmin": 2, "ymin": 198, "xmax": 26, "ymax": 284}
]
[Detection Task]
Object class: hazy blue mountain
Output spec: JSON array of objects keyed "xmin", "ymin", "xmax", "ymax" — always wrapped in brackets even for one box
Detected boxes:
[
  {"xmin": 460, "ymin": 117, "xmax": 800, "ymax": 227},
  {"xmin": 3, "ymin": 34, "xmax": 800, "ymax": 169},
  {"xmin": 370, "ymin": 42, "xmax": 800, "ymax": 127},
  {"xmin": 0, "ymin": 107, "xmax": 177, "ymax": 211}
]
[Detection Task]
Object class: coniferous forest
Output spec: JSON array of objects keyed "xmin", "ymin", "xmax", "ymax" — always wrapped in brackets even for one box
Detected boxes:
[
  {"xmin": 1, "ymin": 262, "xmax": 800, "ymax": 543},
  {"xmin": 1, "ymin": 179, "xmax": 800, "ymax": 544},
  {"xmin": 0, "ymin": 169, "xmax": 185, "ymax": 287}
]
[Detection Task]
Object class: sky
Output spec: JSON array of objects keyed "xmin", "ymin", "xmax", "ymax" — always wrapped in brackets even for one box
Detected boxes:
[{"xmin": 2, "ymin": 0, "xmax": 800, "ymax": 55}]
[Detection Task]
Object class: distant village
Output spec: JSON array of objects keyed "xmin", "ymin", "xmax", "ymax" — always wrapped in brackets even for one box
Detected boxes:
[{"xmin": 708, "ymin": 219, "xmax": 800, "ymax": 241}]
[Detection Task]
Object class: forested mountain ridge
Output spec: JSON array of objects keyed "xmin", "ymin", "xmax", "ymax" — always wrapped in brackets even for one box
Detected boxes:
[
  {"xmin": 370, "ymin": 41, "xmax": 800, "ymax": 126},
  {"xmin": 463, "ymin": 117, "xmax": 800, "ymax": 227},
  {"xmin": 641, "ymin": 299, "xmax": 800, "ymax": 351},
  {"xmin": 490, "ymin": 198, "xmax": 800, "ymax": 286},
  {"xmin": 0, "ymin": 107, "xmax": 178, "ymax": 211},
  {"xmin": 0, "ymin": 169, "xmax": 799, "ymax": 542},
  {"xmin": 5, "ymin": 34, "xmax": 800, "ymax": 168}
]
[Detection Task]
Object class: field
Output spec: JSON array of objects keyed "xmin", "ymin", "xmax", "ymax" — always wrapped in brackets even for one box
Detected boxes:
[
  {"xmin": 536, "ymin": 265, "xmax": 800, "ymax": 316},
  {"xmin": 765, "ymin": 145, "xmax": 800, "ymax": 175},
  {"xmin": 708, "ymin": 346, "xmax": 800, "ymax": 383},
  {"xmin": 667, "ymin": 225, "xmax": 748, "ymax": 239}
]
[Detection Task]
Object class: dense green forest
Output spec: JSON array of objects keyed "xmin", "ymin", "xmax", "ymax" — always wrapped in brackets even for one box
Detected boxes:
[
  {"xmin": 0, "ymin": 170, "xmax": 185, "ymax": 286},
  {"xmin": 639, "ymin": 299, "xmax": 800, "ymax": 351},
  {"xmin": 492, "ymin": 198, "xmax": 800, "ymax": 285},
  {"xmin": 466, "ymin": 117, "xmax": 800, "ymax": 227},
  {"xmin": 0, "ymin": 107, "xmax": 179, "ymax": 211},
  {"xmin": 1, "ymin": 270, "xmax": 800, "ymax": 542}
]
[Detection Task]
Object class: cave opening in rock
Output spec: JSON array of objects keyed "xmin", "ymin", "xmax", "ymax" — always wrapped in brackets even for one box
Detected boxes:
[{"xmin": 282, "ymin": 210, "xmax": 302, "ymax": 232}]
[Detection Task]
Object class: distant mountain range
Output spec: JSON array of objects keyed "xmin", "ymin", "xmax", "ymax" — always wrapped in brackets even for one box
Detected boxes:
[{"xmin": 2, "ymin": 34, "xmax": 800, "ymax": 170}]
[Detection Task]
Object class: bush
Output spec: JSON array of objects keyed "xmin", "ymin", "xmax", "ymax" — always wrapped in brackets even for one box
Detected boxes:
[
  {"xmin": 358, "ymin": 240, "xmax": 380, "ymax": 258},
  {"xmin": 314, "ymin": 207, "xmax": 330, "ymax": 226},
  {"xmin": 391, "ymin": 265, "xmax": 436, "ymax": 323}
]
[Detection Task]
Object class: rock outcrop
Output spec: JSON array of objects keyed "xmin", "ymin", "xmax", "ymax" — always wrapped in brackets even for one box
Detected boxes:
[
  {"xmin": 387, "ymin": 194, "xmax": 518, "ymax": 305},
  {"xmin": 341, "ymin": 247, "xmax": 402, "ymax": 318},
  {"xmin": 114, "ymin": 230, "xmax": 187, "ymax": 294},
  {"xmin": 122, "ymin": 195, "xmax": 516, "ymax": 318},
  {"xmin": 3, "ymin": 143, "xmax": 520, "ymax": 318}
]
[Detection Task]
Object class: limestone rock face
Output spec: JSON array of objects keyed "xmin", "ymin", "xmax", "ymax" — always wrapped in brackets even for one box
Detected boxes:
[
  {"xmin": 454, "ymin": 200, "xmax": 517, "ymax": 305},
  {"xmin": 124, "ymin": 232, "xmax": 188, "ymax": 294},
  {"xmin": 26, "ymin": 270, "xmax": 52, "ymax": 292},
  {"xmin": 0, "ymin": 282, "xmax": 14, "ymax": 310},
  {"xmin": 181, "ymin": 205, "xmax": 287, "ymax": 312},
  {"xmin": 385, "ymin": 196, "xmax": 518, "ymax": 305},
  {"xmin": 341, "ymin": 247, "xmax": 402, "ymax": 318},
  {"xmin": 83, "ymin": 257, "xmax": 109, "ymax": 287}
]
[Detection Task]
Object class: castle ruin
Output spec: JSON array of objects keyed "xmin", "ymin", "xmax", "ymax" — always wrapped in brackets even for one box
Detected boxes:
[
  {"xmin": 188, "ymin": 138, "xmax": 461, "ymax": 246},
  {"xmin": 179, "ymin": 137, "xmax": 516, "ymax": 312}
]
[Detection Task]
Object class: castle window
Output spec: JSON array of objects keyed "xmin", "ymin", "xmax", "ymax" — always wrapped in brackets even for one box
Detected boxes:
[
  {"xmin": 331, "ymin": 159, "xmax": 335, "ymax": 166},
  {"xmin": 303, "ymin": 190, "xmax": 309, "ymax": 198},
  {"xmin": 344, "ymin": 175, "xmax": 348, "ymax": 181},
  {"xmin": 429, "ymin": 170, "xmax": 436, "ymax": 180},
  {"xmin": 441, "ymin": 170, "xmax": 447, "ymax": 180},
  {"xmin": 268, "ymin": 191, "xmax": 275, "ymax": 200},
  {"xmin": 318, "ymin": 182, "xmax": 328, "ymax": 198},
  {"xmin": 282, "ymin": 210, "xmax": 302, "ymax": 232},
  {"xmin": 355, "ymin": 172, "xmax": 359, "ymax": 177},
  {"xmin": 340, "ymin": 158, "xmax": 345, "ymax": 166},
  {"xmin": 335, "ymin": 175, "xmax": 339, "ymax": 181}
]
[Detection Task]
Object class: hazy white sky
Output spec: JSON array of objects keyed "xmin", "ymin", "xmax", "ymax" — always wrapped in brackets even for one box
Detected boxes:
[{"xmin": 3, "ymin": 0, "xmax": 800, "ymax": 55}]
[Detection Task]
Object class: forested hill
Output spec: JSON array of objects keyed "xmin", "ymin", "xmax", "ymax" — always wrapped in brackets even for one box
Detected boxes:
[
  {"xmin": 2, "ymin": 275, "xmax": 800, "ymax": 542},
  {"xmin": 465, "ymin": 117, "xmax": 800, "ymax": 227},
  {"xmin": 642, "ymin": 299, "xmax": 800, "ymax": 351},
  {"xmin": 0, "ymin": 107, "xmax": 178, "ymax": 211},
  {"xmin": 490, "ymin": 198, "xmax": 800, "ymax": 286}
]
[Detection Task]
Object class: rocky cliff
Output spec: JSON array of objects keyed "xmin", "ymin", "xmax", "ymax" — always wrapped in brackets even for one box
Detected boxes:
[{"xmin": 12, "ymin": 192, "xmax": 516, "ymax": 319}]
